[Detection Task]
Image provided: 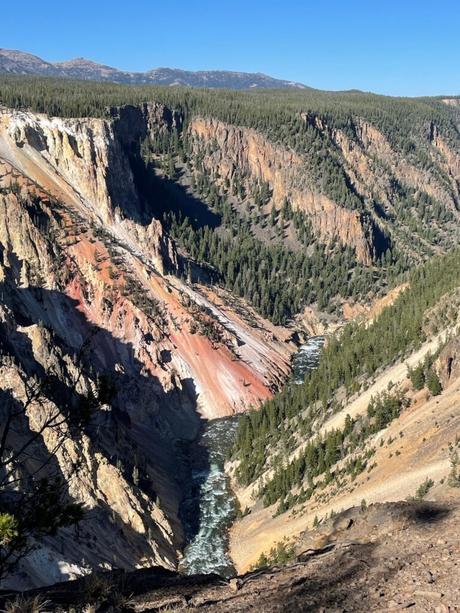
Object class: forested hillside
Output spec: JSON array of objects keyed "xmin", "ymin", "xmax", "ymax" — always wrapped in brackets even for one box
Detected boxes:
[
  {"xmin": 231, "ymin": 246, "xmax": 460, "ymax": 504},
  {"xmin": 144, "ymin": 128, "xmax": 383, "ymax": 324}
]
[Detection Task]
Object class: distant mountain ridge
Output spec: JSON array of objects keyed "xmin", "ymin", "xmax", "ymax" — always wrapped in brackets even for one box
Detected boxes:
[{"xmin": 0, "ymin": 48, "xmax": 309, "ymax": 90}]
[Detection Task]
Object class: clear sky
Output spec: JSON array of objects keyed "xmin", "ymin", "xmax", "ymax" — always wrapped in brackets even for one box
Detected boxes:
[{"xmin": 2, "ymin": 0, "xmax": 459, "ymax": 96}]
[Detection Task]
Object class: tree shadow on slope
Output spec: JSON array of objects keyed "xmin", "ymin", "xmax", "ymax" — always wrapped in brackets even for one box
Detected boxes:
[
  {"xmin": 405, "ymin": 501, "xmax": 451, "ymax": 525},
  {"xmin": 262, "ymin": 542, "xmax": 383, "ymax": 613},
  {"xmin": 125, "ymin": 148, "xmax": 221, "ymax": 231}
]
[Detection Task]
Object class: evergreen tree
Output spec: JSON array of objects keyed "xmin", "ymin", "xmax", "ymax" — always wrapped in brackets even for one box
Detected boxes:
[{"xmin": 426, "ymin": 369, "xmax": 442, "ymax": 396}]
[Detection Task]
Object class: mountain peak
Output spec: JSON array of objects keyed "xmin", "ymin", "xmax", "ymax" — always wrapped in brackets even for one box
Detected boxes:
[
  {"xmin": 0, "ymin": 48, "xmax": 310, "ymax": 90},
  {"xmin": 56, "ymin": 57, "xmax": 115, "ymax": 69}
]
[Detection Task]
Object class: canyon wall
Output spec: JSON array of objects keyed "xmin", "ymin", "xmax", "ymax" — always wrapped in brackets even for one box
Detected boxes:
[
  {"xmin": 2, "ymin": 97, "xmax": 458, "ymax": 587},
  {"xmin": 0, "ymin": 104, "xmax": 293, "ymax": 587},
  {"xmin": 188, "ymin": 113, "xmax": 460, "ymax": 264},
  {"xmin": 189, "ymin": 117, "xmax": 374, "ymax": 264}
]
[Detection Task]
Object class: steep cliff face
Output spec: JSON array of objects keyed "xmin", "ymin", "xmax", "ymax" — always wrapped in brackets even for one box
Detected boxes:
[
  {"xmin": 0, "ymin": 105, "xmax": 291, "ymax": 414},
  {"xmin": 0, "ymin": 166, "xmax": 191, "ymax": 587},
  {"xmin": 0, "ymin": 105, "xmax": 294, "ymax": 587},
  {"xmin": 187, "ymin": 113, "xmax": 460, "ymax": 265},
  {"xmin": 189, "ymin": 117, "xmax": 374, "ymax": 264},
  {"xmin": 0, "ymin": 104, "xmax": 180, "ymax": 270}
]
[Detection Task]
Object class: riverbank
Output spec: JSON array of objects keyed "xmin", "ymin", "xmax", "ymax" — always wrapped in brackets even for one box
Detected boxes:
[{"xmin": 226, "ymin": 337, "xmax": 325, "ymax": 571}]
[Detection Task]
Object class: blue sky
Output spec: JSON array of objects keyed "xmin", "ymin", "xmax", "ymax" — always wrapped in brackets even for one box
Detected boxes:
[{"xmin": 2, "ymin": 0, "xmax": 459, "ymax": 96}]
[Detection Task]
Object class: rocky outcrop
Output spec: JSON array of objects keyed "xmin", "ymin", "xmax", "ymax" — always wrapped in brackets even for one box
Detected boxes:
[
  {"xmin": 437, "ymin": 336, "xmax": 460, "ymax": 389},
  {"xmin": 3, "ymin": 110, "xmax": 137, "ymax": 224},
  {"xmin": 0, "ymin": 182, "xmax": 193, "ymax": 587},
  {"xmin": 0, "ymin": 102, "xmax": 180, "ymax": 233}
]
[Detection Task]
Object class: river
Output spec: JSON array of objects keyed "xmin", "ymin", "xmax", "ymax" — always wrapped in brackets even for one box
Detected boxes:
[
  {"xmin": 179, "ymin": 416, "xmax": 239, "ymax": 577},
  {"xmin": 179, "ymin": 336, "xmax": 324, "ymax": 577},
  {"xmin": 291, "ymin": 335, "xmax": 325, "ymax": 384}
]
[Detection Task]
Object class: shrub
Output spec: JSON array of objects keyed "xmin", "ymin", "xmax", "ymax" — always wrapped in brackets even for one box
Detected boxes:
[
  {"xmin": 2, "ymin": 595, "xmax": 51, "ymax": 613},
  {"xmin": 448, "ymin": 451, "xmax": 460, "ymax": 487},
  {"xmin": 415, "ymin": 477, "xmax": 435, "ymax": 499}
]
